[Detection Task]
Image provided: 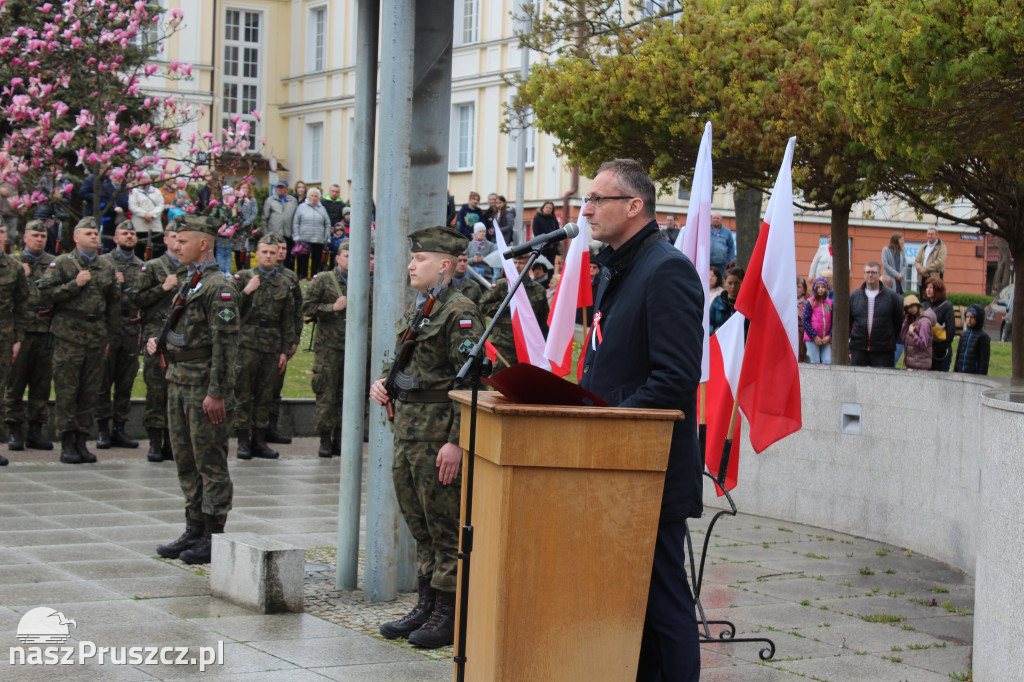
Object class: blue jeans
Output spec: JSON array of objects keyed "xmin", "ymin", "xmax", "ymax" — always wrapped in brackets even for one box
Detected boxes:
[
  {"xmin": 216, "ymin": 245, "xmax": 233, "ymax": 273},
  {"xmin": 807, "ymin": 342, "xmax": 831, "ymax": 364}
]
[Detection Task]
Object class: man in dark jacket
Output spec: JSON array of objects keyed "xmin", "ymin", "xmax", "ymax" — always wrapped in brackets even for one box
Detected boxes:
[
  {"xmin": 849, "ymin": 261, "xmax": 903, "ymax": 367},
  {"xmin": 578, "ymin": 159, "xmax": 703, "ymax": 681}
]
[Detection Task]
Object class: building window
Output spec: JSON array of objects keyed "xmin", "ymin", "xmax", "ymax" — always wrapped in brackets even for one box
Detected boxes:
[
  {"xmin": 305, "ymin": 122, "xmax": 324, "ymax": 183},
  {"xmin": 677, "ymin": 182, "xmax": 690, "ymax": 201},
  {"xmin": 451, "ymin": 103, "xmax": 475, "ymax": 171},
  {"xmin": 222, "ymin": 8, "xmax": 261, "ymax": 147},
  {"xmin": 507, "ymin": 113, "xmax": 536, "ymax": 168},
  {"xmin": 454, "ymin": 0, "xmax": 479, "ymax": 46},
  {"xmin": 308, "ymin": 6, "xmax": 326, "ymax": 72}
]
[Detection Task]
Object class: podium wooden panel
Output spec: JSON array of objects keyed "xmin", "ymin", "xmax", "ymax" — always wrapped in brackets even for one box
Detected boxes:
[{"xmin": 450, "ymin": 391, "xmax": 682, "ymax": 682}]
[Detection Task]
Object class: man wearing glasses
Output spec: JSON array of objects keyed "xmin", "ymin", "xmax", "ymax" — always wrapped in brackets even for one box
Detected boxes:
[
  {"xmin": 849, "ymin": 261, "xmax": 903, "ymax": 367},
  {"xmin": 578, "ymin": 159, "xmax": 704, "ymax": 681}
]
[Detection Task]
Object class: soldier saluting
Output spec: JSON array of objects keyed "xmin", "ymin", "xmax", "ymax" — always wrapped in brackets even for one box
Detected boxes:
[{"xmin": 148, "ymin": 215, "xmax": 240, "ymax": 565}]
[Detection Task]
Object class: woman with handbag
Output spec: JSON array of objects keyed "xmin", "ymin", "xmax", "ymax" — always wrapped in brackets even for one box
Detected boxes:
[
  {"xmin": 921, "ymin": 277, "xmax": 956, "ymax": 371},
  {"xmin": 291, "ymin": 187, "xmax": 331, "ymax": 278}
]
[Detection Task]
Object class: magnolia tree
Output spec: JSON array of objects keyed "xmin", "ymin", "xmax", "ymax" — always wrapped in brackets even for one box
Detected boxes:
[{"xmin": 0, "ymin": 0, "xmax": 262, "ymax": 227}]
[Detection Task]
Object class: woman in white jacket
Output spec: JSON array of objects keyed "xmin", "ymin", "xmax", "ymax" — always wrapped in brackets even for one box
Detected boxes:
[
  {"xmin": 128, "ymin": 171, "xmax": 165, "ymax": 257},
  {"xmin": 291, "ymin": 187, "xmax": 331, "ymax": 278},
  {"xmin": 807, "ymin": 236, "xmax": 833, "ymax": 282}
]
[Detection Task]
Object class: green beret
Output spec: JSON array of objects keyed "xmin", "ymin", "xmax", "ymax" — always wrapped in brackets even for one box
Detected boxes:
[
  {"xmin": 409, "ymin": 226, "xmax": 468, "ymax": 256},
  {"xmin": 179, "ymin": 214, "xmax": 220, "ymax": 237},
  {"xmin": 74, "ymin": 217, "xmax": 99, "ymax": 231},
  {"xmin": 24, "ymin": 219, "xmax": 46, "ymax": 233}
]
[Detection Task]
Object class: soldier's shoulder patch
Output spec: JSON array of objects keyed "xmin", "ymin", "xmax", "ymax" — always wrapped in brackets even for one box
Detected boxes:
[
  {"xmin": 459, "ymin": 319, "xmax": 473, "ymax": 329},
  {"xmin": 140, "ymin": 265, "xmax": 147, "ymax": 271},
  {"xmin": 49, "ymin": 261, "xmax": 57, "ymax": 267},
  {"xmin": 312, "ymin": 274, "xmax": 318, "ymax": 279},
  {"xmin": 218, "ymin": 307, "xmax": 236, "ymax": 323},
  {"xmin": 233, "ymin": 273, "xmax": 240, "ymax": 279},
  {"xmin": 221, "ymin": 292, "xmax": 232, "ymax": 301}
]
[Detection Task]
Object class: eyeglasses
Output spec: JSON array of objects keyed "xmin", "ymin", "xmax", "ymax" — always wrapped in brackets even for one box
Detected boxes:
[
  {"xmin": 584, "ymin": 195, "xmax": 635, "ymax": 206},
  {"xmin": 864, "ymin": 270, "xmax": 881, "ymax": 275}
]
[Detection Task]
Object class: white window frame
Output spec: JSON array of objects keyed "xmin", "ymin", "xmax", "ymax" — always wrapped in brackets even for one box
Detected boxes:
[
  {"xmin": 305, "ymin": 122, "xmax": 324, "ymax": 183},
  {"xmin": 507, "ymin": 112, "xmax": 536, "ymax": 169},
  {"xmin": 677, "ymin": 182, "xmax": 691, "ymax": 201},
  {"xmin": 450, "ymin": 103, "xmax": 476, "ymax": 172},
  {"xmin": 307, "ymin": 5, "xmax": 327, "ymax": 72},
  {"xmin": 454, "ymin": 0, "xmax": 479, "ymax": 46},
  {"xmin": 222, "ymin": 7, "xmax": 263, "ymax": 148}
]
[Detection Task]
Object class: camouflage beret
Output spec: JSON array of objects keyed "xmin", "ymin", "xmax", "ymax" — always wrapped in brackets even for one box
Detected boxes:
[
  {"xmin": 257, "ymin": 234, "xmax": 280, "ymax": 246},
  {"xmin": 74, "ymin": 217, "xmax": 99, "ymax": 231},
  {"xmin": 115, "ymin": 220, "xmax": 136, "ymax": 232},
  {"xmin": 408, "ymin": 226, "xmax": 468, "ymax": 256},
  {"xmin": 166, "ymin": 214, "xmax": 187, "ymax": 231},
  {"xmin": 337, "ymin": 239, "xmax": 350, "ymax": 252},
  {"xmin": 24, "ymin": 219, "xmax": 46, "ymax": 233},
  {"xmin": 179, "ymin": 214, "xmax": 220, "ymax": 237}
]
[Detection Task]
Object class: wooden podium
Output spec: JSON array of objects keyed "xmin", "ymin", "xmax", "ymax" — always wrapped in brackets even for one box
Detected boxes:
[{"xmin": 450, "ymin": 390, "xmax": 682, "ymax": 682}]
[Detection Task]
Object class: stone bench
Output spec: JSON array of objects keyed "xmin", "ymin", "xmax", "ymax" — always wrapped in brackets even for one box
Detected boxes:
[{"xmin": 210, "ymin": 533, "xmax": 305, "ymax": 613}]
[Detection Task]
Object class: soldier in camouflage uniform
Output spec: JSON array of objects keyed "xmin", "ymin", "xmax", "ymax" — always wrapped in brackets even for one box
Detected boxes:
[
  {"xmin": 5, "ymin": 221, "xmax": 55, "ymax": 454},
  {"xmin": 38, "ymin": 218, "xmax": 120, "ymax": 464},
  {"xmin": 231, "ymin": 235, "xmax": 297, "ymax": 459},
  {"xmin": 451, "ymin": 251, "xmax": 484, "ymax": 303},
  {"xmin": 149, "ymin": 215, "xmax": 239, "ymax": 565},
  {"xmin": 135, "ymin": 224, "xmax": 188, "ymax": 462},
  {"xmin": 95, "ymin": 223, "xmax": 145, "ymax": 449},
  {"xmin": 0, "ymin": 223, "xmax": 30, "ymax": 466},
  {"xmin": 478, "ymin": 254, "xmax": 549, "ymax": 368},
  {"xmin": 369, "ymin": 226, "xmax": 484, "ymax": 649},
  {"xmin": 266, "ymin": 235, "xmax": 301, "ymax": 445},
  {"xmin": 302, "ymin": 239, "xmax": 350, "ymax": 457}
]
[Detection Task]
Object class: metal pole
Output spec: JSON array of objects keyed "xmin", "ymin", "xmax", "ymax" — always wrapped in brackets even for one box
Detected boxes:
[
  {"xmin": 335, "ymin": 0, "xmax": 379, "ymax": 592},
  {"xmin": 364, "ymin": 0, "xmax": 417, "ymax": 603},
  {"xmin": 513, "ymin": 0, "xmax": 532, "ymax": 245}
]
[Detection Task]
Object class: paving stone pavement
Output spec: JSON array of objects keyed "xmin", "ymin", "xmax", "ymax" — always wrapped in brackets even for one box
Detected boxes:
[{"xmin": 0, "ymin": 440, "xmax": 974, "ymax": 680}]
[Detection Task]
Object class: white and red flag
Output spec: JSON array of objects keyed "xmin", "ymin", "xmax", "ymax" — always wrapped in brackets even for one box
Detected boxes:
[
  {"xmin": 733, "ymin": 136, "xmax": 802, "ymax": 452},
  {"xmin": 494, "ymin": 221, "xmax": 550, "ymax": 370},
  {"xmin": 675, "ymin": 121, "xmax": 713, "ymax": 383},
  {"xmin": 706, "ymin": 312, "xmax": 745, "ymax": 494},
  {"xmin": 544, "ymin": 210, "xmax": 593, "ymax": 376}
]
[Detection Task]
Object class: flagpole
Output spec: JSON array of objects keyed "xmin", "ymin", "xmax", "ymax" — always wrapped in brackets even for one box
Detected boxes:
[
  {"xmin": 718, "ymin": 396, "xmax": 740, "ymax": 489},
  {"xmin": 697, "ymin": 382, "xmax": 707, "ymax": 460}
]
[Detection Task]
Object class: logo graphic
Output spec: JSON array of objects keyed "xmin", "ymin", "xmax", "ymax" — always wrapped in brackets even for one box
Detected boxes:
[{"xmin": 17, "ymin": 608, "xmax": 77, "ymax": 644}]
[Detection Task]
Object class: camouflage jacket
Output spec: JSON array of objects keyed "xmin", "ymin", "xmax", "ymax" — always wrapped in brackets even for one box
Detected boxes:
[
  {"xmin": 451, "ymin": 274, "xmax": 484, "ymax": 304},
  {"xmin": 0, "ymin": 252, "xmax": 30, "ymax": 343},
  {"xmin": 478, "ymin": 275, "xmax": 549, "ymax": 366},
  {"xmin": 135, "ymin": 253, "xmax": 190, "ymax": 337},
  {"xmin": 165, "ymin": 260, "xmax": 240, "ymax": 399},
  {"xmin": 233, "ymin": 267, "xmax": 297, "ymax": 353},
  {"xmin": 302, "ymin": 268, "xmax": 348, "ymax": 352},
  {"xmin": 279, "ymin": 265, "xmax": 304, "ymax": 342},
  {"xmin": 382, "ymin": 284, "xmax": 483, "ymax": 443},
  {"xmin": 98, "ymin": 249, "xmax": 146, "ymax": 336},
  {"xmin": 11, "ymin": 250, "xmax": 54, "ymax": 335},
  {"xmin": 38, "ymin": 250, "xmax": 119, "ymax": 348}
]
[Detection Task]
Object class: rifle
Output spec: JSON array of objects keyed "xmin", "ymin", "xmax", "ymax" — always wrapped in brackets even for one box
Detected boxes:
[
  {"xmin": 302, "ymin": 317, "xmax": 316, "ymax": 352},
  {"xmin": 382, "ymin": 272, "xmax": 444, "ymax": 422},
  {"xmin": 155, "ymin": 268, "xmax": 205, "ymax": 370}
]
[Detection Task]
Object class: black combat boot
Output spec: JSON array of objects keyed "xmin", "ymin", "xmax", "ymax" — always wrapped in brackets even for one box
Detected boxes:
[
  {"xmin": 75, "ymin": 432, "xmax": 97, "ymax": 463},
  {"xmin": 26, "ymin": 422, "xmax": 53, "ymax": 450},
  {"xmin": 265, "ymin": 416, "xmax": 292, "ymax": 444},
  {"xmin": 147, "ymin": 428, "xmax": 163, "ymax": 463},
  {"xmin": 0, "ymin": 454, "xmax": 7, "ymax": 466},
  {"xmin": 407, "ymin": 589, "xmax": 455, "ymax": 648},
  {"xmin": 318, "ymin": 432, "xmax": 332, "ymax": 458},
  {"xmin": 236, "ymin": 431, "xmax": 252, "ymax": 460},
  {"xmin": 251, "ymin": 429, "xmax": 280, "ymax": 459},
  {"xmin": 331, "ymin": 426, "xmax": 341, "ymax": 457},
  {"xmin": 161, "ymin": 428, "xmax": 173, "ymax": 460},
  {"xmin": 96, "ymin": 418, "xmax": 111, "ymax": 449},
  {"xmin": 156, "ymin": 515, "xmax": 205, "ymax": 559},
  {"xmin": 179, "ymin": 514, "xmax": 225, "ymax": 565},
  {"xmin": 7, "ymin": 422, "xmax": 24, "ymax": 451},
  {"xmin": 110, "ymin": 420, "xmax": 139, "ymax": 448},
  {"xmin": 59, "ymin": 432, "xmax": 83, "ymax": 464},
  {"xmin": 380, "ymin": 576, "xmax": 437, "ymax": 640}
]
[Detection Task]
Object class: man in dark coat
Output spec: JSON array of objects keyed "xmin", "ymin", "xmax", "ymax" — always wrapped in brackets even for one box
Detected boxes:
[
  {"xmin": 578, "ymin": 159, "xmax": 703, "ymax": 682},
  {"xmin": 849, "ymin": 261, "xmax": 903, "ymax": 367}
]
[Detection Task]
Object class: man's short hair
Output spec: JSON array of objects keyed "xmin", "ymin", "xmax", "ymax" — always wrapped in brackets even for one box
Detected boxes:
[
  {"xmin": 865, "ymin": 261, "xmax": 882, "ymax": 271},
  {"xmin": 597, "ymin": 158, "xmax": 657, "ymax": 220}
]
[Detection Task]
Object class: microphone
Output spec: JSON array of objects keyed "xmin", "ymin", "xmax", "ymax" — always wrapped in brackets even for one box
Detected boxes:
[{"xmin": 502, "ymin": 222, "xmax": 580, "ymax": 259}]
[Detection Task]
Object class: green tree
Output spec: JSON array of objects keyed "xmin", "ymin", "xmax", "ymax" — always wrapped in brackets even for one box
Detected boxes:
[{"xmin": 822, "ymin": 0, "xmax": 1024, "ymax": 377}]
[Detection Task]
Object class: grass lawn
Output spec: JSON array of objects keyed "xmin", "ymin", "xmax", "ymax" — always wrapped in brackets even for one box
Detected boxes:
[{"xmin": 896, "ymin": 336, "xmax": 1012, "ymax": 376}]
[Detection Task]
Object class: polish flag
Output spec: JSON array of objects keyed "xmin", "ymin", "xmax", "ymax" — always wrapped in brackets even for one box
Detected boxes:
[
  {"xmin": 734, "ymin": 136, "xmax": 802, "ymax": 452},
  {"xmin": 494, "ymin": 220, "xmax": 550, "ymax": 370},
  {"xmin": 675, "ymin": 121, "xmax": 713, "ymax": 383},
  {"xmin": 544, "ymin": 210, "xmax": 592, "ymax": 376},
  {"xmin": 706, "ymin": 312, "xmax": 745, "ymax": 494}
]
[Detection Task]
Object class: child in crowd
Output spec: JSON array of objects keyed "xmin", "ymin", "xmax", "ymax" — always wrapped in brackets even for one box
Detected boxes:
[
  {"xmin": 900, "ymin": 295, "xmax": 934, "ymax": 370},
  {"xmin": 710, "ymin": 267, "xmax": 743, "ymax": 334},
  {"xmin": 801, "ymin": 277, "xmax": 833, "ymax": 364},
  {"xmin": 953, "ymin": 304, "xmax": 990, "ymax": 374}
]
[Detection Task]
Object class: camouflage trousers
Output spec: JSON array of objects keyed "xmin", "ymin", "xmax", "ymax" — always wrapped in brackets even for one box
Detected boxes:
[
  {"xmin": 393, "ymin": 439, "xmax": 462, "ymax": 592},
  {"xmin": 97, "ymin": 331, "xmax": 141, "ymax": 423},
  {"xmin": 0, "ymin": 332, "xmax": 12, "ymax": 424},
  {"xmin": 269, "ymin": 357, "xmax": 286, "ymax": 422},
  {"xmin": 142, "ymin": 349, "xmax": 170, "ymax": 429},
  {"xmin": 4, "ymin": 332, "xmax": 53, "ymax": 424},
  {"xmin": 52, "ymin": 339, "xmax": 105, "ymax": 434},
  {"xmin": 311, "ymin": 348, "xmax": 344, "ymax": 433},
  {"xmin": 167, "ymin": 380, "xmax": 233, "ymax": 523},
  {"xmin": 234, "ymin": 346, "xmax": 278, "ymax": 431}
]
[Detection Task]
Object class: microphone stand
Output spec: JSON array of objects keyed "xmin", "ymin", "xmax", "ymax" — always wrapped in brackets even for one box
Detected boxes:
[{"xmin": 453, "ymin": 248, "xmax": 540, "ymax": 682}]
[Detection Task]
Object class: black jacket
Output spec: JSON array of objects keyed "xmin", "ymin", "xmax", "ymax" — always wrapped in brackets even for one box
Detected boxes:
[
  {"xmin": 849, "ymin": 283, "xmax": 903, "ymax": 353},
  {"xmin": 953, "ymin": 304, "xmax": 990, "ymax": 374},
  {"xmin": 923, "ymin": 298, "xmax": 957, "ymax": 361},
  {"xmin": 580, "ymin": 221, "xmax": 705, "ymax": 522}
]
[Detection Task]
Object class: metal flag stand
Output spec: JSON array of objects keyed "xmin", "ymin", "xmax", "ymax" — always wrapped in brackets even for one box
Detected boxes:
[{"xmin": 688, "ymin": 402, "xmax": 777, "ymax": 661}]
